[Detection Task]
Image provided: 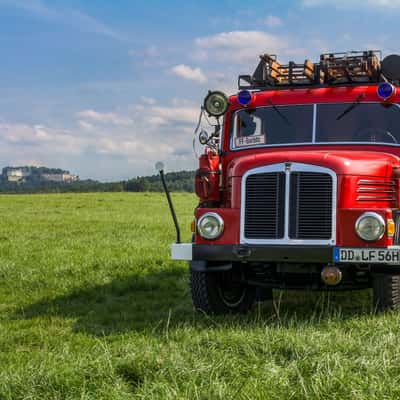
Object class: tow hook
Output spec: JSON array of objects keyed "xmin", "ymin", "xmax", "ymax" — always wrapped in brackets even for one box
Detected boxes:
[
  {"xmin": 235, "ymin": 246, "xmax": 251, "ymax": 259},
  {"xmin": 321, "ymin": 266, "xmax": 342, "ymax": 286}
]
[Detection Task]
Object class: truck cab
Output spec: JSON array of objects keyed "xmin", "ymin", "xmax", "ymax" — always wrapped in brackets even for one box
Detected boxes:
[{"xmin": 172, "ymin": 50, "xmax": 400, "ymax": 314}]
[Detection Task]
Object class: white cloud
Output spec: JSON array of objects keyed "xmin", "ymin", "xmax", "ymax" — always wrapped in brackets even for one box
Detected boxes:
[
  {"xmin": 170, "ymin": 64, "xmax": 207, "ymax": 84},
  {"xmin": 141, "ymin": 97, "xmax": 156, "ymax": 105},
  {"xmin": 264, "ymin": 15, "xmax": 282, "ymax": 27},
  {"xmin": 129, "ymin": 45, "xmax": 170, "ymax": 67},
  {"xmin": 0, "ymin": 123, "xmax": 86, "ymax": 155},
  {"xmin": 194, "ymin": 31, "xmax": 288, "ymax": 63},
  {"xmin": 77, "ymin": 110, "xmax": 133, "ymax": 126},
  {"xmin": 150, "ymin": 105, "xmax": 199, "ymax": 125},
  {"xmin": 78, "ymin": 120, "xmax": 94, "ymax": 131},
  {"xmin": 0, "ymin": 112, "xmax": 197, "ymax": 180}
]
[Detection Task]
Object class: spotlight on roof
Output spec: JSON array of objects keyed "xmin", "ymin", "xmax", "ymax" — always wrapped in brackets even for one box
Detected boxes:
[{"xmin": 203, "ymin": 91, "xmax": 229, "ymax": 117}]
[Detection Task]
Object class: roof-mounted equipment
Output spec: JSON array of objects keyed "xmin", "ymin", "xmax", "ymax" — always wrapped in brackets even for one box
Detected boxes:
[
  {"xmin": 245, "ymin": 54, "xmax": 320, "ymax": 88},
  {"xmin": 320, "ymin": 50, "xmax": 380, "ymax": 84},
  {"xmin": 239, "ymin": 50, "xmax": 400, "ymax": 90}
]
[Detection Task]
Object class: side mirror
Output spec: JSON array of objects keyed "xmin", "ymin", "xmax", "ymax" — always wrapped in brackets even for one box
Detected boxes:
[{"xmin": 199, "ymin": 130, "xmax": 209, "ymax": 145}]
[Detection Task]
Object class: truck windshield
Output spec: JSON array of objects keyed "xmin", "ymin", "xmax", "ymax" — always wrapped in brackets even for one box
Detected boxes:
[
  {"xmin": 232, "ymin": 105, "xmax": 313, "ymax": 148},
  {"xmin": 231, "ymin": 102, "xmax": 400, "ymax": 149},
  {"xmin": 316, "ymin": 103, "xmax": 400, "ymax": 144}
]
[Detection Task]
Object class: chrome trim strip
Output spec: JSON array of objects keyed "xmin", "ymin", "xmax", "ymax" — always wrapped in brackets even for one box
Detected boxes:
[
  {"xmin": 284, "ymin": 165, "xmax": 291, "ymax": 240},
  {"xmin": 312, "ymin": 103, "xmax": 317, "ymax": 143},
  {"xmin": 358, "ymin": 179, "xmax": 395, "ymax": 185},
  {"xmin": 240, "ymin": 163, "xmax": 337, "ymax": 246},
  {"xmin": 230, "ymin": 141, "xmax": 400, "ymax": 152},
  {"xmin": 357, "ymin": 188, "xmax": 395, "ymax": 192},
  {"xmin": 357, "ymin": 196, "xmax": 396, "ymax": 201}
]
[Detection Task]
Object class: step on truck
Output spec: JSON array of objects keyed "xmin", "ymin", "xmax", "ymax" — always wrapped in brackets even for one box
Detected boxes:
[{"xmin": 169, "ymin": 50, "xmax": 400, "ymax": 314}]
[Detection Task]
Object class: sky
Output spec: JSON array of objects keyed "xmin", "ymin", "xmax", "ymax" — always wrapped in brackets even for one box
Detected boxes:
[{"xmin": 1, "ymin": 0, "xmax": 400, "ymax": 180}]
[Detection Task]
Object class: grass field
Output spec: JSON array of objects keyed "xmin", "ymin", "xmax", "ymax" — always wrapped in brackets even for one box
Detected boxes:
[{"xmin": 1, "ymin": 193, "xmax": 400, "ymax": 399}]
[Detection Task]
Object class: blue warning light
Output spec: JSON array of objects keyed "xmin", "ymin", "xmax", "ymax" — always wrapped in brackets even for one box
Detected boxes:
[
  {"xmin": 377, "ymin": 82, "xmax": 396, "ymax": 100},
  {"xmin": 237, "ymin": 90, "xmax": 253, "ymax": 106}
]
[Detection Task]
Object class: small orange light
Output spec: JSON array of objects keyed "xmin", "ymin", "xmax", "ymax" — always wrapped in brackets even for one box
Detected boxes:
[
  {"xmin": 387, "ymin": 219, "xmax": 395, "ymax": 237},
  {"xmin": 191, "ymin": 220, "xmax": 196, "ymax": 233}
]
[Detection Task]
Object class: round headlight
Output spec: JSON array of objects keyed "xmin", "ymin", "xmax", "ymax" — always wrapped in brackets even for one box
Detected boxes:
[
  {"xmin": 204, "ymin": 91, "xmax": 229, "ymax": 117},
  {"xmin": 355, "ymin": 212, "xmax": 385, "ymax": 242},
  {"xmin": 197, "ymin": 212, "xmax": 224, "ymax": 240}
]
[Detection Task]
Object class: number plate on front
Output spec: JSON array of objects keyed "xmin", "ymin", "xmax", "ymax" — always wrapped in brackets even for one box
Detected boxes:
[{"xmin": 334, "ymin": 248, "xmax": 400, "ymax": 264}]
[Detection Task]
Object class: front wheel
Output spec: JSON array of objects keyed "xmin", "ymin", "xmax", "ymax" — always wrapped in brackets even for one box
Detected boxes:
[
  {"xmin": 373, "ymin": 274, "xmax": 400, "ymax": 311},
  {"xmin": 190, "ymin": 265, "xmax": 256, "ymax": 315}
]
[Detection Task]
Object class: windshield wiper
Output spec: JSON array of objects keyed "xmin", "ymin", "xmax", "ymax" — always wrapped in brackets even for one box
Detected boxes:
[
  {"xmin": 336, "ymin": 93, "xmax": 365, "ymax": 120},
  {"xmin": 388, "ymin": 103, "xmax": 400, "ymax": 113},
  {"xmin": 268, "ymin": 99, "xmax": 291, "ymax": 125}
]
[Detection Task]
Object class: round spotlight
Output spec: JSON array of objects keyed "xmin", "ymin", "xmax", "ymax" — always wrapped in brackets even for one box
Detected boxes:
[
  {"xmin": 203, "ymin": 91, "xmax": 229, "ymax": 117},
  {"xmin": 355, "ymin": 212, "xmax": 385, "ymax": 242},
  {"xmin": 155, "ymin": 161, "xmax": 164, "ymax": 172},
  {"xmin": 197, "ymin": 212, "xmax": 224, "ymax": 240},
  {"xmin": 237, "ymin": 90, "xmax": 253, "ymax": 106},
  {"xmin": 377, "ymin": 82, "xmax": 396, "ymax": 100}
]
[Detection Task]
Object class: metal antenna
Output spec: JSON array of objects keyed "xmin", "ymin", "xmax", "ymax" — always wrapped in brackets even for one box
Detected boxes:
[{"xmin": 156, "ymin": 162, "xmax": 181, "ymax": 244}]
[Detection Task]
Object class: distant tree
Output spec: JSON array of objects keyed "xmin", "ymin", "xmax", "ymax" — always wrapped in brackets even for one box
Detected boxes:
[{"xmin": 0, "ymin": 166, "xmax": 195, "ymax": 194}]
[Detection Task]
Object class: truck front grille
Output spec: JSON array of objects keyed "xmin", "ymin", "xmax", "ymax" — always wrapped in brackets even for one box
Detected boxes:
[
  {"xmin": 245, "ymin": 172, "xmax": 285, "ymax": 239},
  {"xmin": 243, "ymin": 166, "xmax": 335, "ymax": 243},
  {"xmin": 289, "ymin": 172, "xmax": 333, "ymax": 239}
]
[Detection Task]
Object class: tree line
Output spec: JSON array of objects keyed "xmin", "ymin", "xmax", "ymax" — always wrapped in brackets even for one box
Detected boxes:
[{"xmin": 0, "ymin": 170, "xmax": 195, "ymax": 194}]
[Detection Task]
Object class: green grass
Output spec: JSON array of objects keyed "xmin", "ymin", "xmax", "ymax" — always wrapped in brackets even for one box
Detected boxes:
[{"xmin": 1, "ymin": 193, "xmax": 400, "ymax": 399}]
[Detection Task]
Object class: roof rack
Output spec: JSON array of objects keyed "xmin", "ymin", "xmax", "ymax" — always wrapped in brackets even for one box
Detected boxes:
[{"xmin": 238, "ymin": 50, "xmax": 383, "ymax": 90}]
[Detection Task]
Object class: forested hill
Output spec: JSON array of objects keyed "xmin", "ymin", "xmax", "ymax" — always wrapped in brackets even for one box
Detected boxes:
[
  {"xmin": 123, "ymin": 170, "xmax": 194, "ymax": 192},
  {"xmin": 0, "ymin": 170, "xmax": 195, "ymax": 193}
]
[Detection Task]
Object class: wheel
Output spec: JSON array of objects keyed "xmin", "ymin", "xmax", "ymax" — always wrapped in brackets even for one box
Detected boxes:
[
  {"xmin": 190, "ymin": 264, "xmax": 256, "ymax": 314},
  {"xmin": 372, "ymin": 274, "xmax": 400, "ymax": 311}
]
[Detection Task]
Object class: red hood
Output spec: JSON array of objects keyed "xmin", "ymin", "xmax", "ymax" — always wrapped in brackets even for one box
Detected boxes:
[{"xmin": 228, "ymin": 150, "xmax": 400, "ymax": 178}]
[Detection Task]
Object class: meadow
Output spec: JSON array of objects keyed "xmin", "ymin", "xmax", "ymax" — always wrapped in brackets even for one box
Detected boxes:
[{"xmin": 1, "ymin": 192, "xmax": 400, "ymax": 399}]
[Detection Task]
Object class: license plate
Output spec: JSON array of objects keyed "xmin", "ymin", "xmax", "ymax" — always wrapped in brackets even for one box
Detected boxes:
[{"xmin": 334, "ymin": 247, "xmax": 400, "ymax": 264}]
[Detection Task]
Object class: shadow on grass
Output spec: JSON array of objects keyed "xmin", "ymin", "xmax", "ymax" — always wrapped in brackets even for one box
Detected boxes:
[{"xmin": 17, "ymin": 267, "xmax": 375, "ymax": 336}]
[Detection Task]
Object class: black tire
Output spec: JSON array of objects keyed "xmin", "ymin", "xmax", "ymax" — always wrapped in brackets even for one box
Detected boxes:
[
  {"xmin": 190, "ymin": 265, "xmax": 256, "ymax": 315},
  {"xmin": 373, "ymin": 274, "xmax": 400, "ymax": 311}
]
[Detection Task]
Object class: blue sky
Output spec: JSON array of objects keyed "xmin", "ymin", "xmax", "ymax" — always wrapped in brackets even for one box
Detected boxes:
[{"xmin": 1, "ymin": 0, "xmax": 400, "ymax": 180}]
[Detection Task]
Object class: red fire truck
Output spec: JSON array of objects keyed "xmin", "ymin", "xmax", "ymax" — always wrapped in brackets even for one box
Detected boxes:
[{"xmin": 167, "ymin": 50, "xmax": 400, "ymax": 314}]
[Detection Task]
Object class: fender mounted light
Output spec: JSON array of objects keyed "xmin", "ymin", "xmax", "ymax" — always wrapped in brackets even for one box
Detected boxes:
[
  {"xmin": 355, "ymin": 212, "xmax": 385, "ymax": 242},
  {"xmin": 197, "ymin": 212, "xmax": 224, "ymax": 240},
  {"xmin": 377, "ymin": 82, "xmax": 396, "ymax": 100},
  {"xmin": 203, "ymin": 91, "xmax": 229, "ymax": 117},
  {"xmin": 237, "ymin": 89, "xmax": 253, "ymax": 106}
]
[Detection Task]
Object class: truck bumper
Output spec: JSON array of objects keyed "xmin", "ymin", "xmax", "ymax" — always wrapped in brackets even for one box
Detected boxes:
[
  {"xmin": 171, "ymin": 243, "xmax": 333, "ymax": 263},
  {"xmin": 171, "ymin": 244, "xmax": 400, "ymax": 273}
]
